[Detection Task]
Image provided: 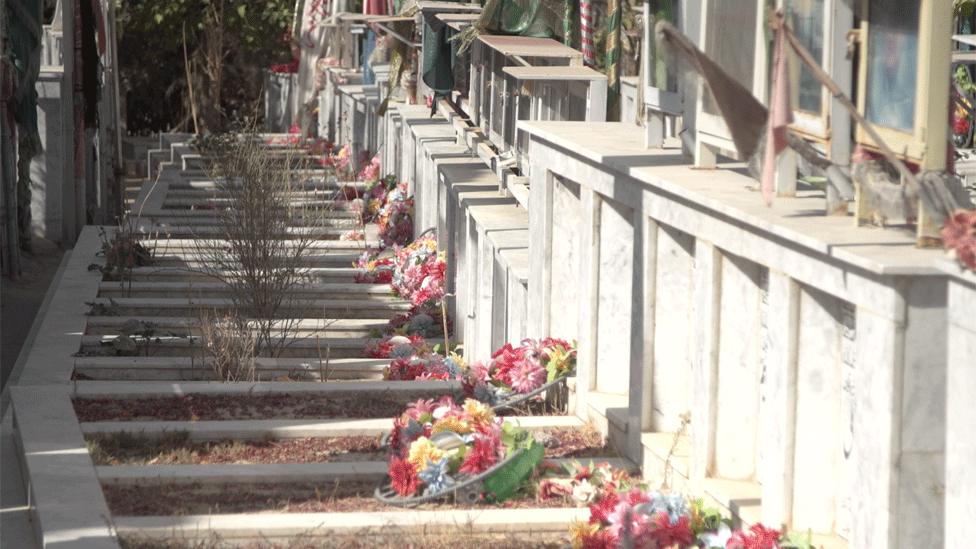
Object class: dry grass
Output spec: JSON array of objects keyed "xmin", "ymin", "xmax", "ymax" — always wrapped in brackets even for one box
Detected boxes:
[{"xmin": 197, "ymin": 310, "xmax": 258, "ymax": 381}]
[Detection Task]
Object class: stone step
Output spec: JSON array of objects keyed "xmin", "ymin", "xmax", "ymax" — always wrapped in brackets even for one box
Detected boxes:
[
  {"xmin": 85, "ymin": 316, "xmax": 387, "ymax": 335},
  {"xmin": 73, "ymin": 356, "xmax": 390, "ymax": 381},
  {"xmin": 80, "ymin": 415, "xmax": 584, "ymax": 441},
  {"xmin": 122, "ymin": 266, "xmax": 365, "ymax": 283},
  {"xmin": 97, "ymin": 281, "xmax": 394, "ymax": 300},
  {"xmin": 166, "ymin": 179, "xmax": 363, "ymax": 192},
  {"xmin": 142, "ymin": 217, "xmax": 361, "ymax": 230},
  {"xmin": 143, "ymin": 239, "xmax": 377, "ymax": 252},
  {"xmin": 152, "ymin": 207, "xmax": 359, "ymax": 219},
  {"xmin": 134, "ymin": 226, "xmax": 368, "ymax": 239},
  {"xmin": 112, "ymin": 508, "xmax": 588, "ymax": 541},
  {"xmin": 167, "ymin": 189, "xmax": 358, "ymax": 200},
  {"xmin": 79, "ymin": 334, "xmax": 381, "ymax": 359},
  {"xmin": 162, "ymin": 198, "xmax": 351, "ymax": 209},
  {"xmin": 85, "ymin": 297, "xmax": 411, "ymax": 319},
  {"xmin": 96, "ymin": 457, "xmax": 634, "ymax": 486},
  {"xmin": 147, "ymin": 253, "xmax": 364, "ymax": 269},
  {"xmin": 72, "ymin": 379, "xmax": 461, "ymax": 398}
]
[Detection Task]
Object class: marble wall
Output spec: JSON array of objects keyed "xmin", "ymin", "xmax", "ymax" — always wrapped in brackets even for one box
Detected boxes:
[
  {"xmin": 944, "ymin": 268, "xmax": 976, "ymax": 548},
  {"xmin": 521, "ymin": 122, "xmax": 952, "ymax": 549}
]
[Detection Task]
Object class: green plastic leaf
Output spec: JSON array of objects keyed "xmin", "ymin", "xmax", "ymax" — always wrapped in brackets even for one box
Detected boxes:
[{"xmin": 482, "ymin": 440, "xmax": 544, "ymax": 502}]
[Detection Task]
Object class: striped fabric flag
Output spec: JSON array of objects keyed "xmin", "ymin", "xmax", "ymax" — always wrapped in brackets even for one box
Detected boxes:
[
  {"xmin": 580, "ymin": 0, "xmax": 596, "ymax": 66},
  {"xmin": 605, "ymin": 0, "xmax": 621, "ymax": 93}
]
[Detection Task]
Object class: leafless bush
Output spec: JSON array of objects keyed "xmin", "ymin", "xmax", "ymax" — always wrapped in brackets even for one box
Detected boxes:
[{"xmin": 193, "ymin": 127, "xmax": 321, "ymax": 363}]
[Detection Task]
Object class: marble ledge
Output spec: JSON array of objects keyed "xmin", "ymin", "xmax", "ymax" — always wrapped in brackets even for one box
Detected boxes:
[
  {"xmin": 937, "ymin": 258, "xmax": 976, "ymax": 287},
  {"xmin": 519, "ymin": 121, "xmax": 946, "ymax": 277}
]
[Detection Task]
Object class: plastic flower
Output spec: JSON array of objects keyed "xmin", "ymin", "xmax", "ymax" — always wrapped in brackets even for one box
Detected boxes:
[
  {"xmin": 647, "ymin": 512, "xmax": 694, "ymax": 548},
  {"xmin": 462, "ymin": 399, "xmax": 493, "ymax": 426},
  {"xmin": 589, "ymin": 491, "xmax": 621, "ymax": 524},
  {"xmin": 509, "ymin": 357, "xmax": 546, "ymax": 393},
  {"xmin": 389, "ymin": 456, "xmax": 421, "ymax": 496},
  {"xmin": 407, "ymin": 437, "xmax": 445, "ymax": 473},
  {"xmin": 458, "ymin": 435, "xmax": 499, "ymax": 474},
  {"xmin": 573, "ymin": 479, "xmax": 598, "ymax": 505},
  {"xmin": 726, "ymin": 524, "xmax": 783, "ymax": 549},
  {"xmin": 334, "ymin": 144, "xmax": 351, "ymax": 171},
  {"xmin": 431, "ymin": 414, "xmax": 472, "ymax": 435},
  {"xmin": 942, "ymin": 209, "xmax": 976, "ymax": 272},
  {"xmin": 569, "ymin": 521, "xmax": 620, "ymax": 549},
  {"xmin": 418, "ymin": 457, "xmax": 455, "ymax": 495}
]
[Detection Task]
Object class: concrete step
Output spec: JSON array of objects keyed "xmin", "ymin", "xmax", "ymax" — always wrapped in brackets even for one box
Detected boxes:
[
  {"xmin": 73, "ymin": 356, "xmax": 391, "ymax": 381},
  {"xmin": 79, "ymin": 334, "xmax": 382, "ymax": 359},
  {"xmin": 112, "ymin": 508, "xmax": 589, "ymax": 541},
  {"xmin": 84, "ymin": 297, "xmax": 411, "ymax": 319},
  {"xmin": 80, "ymin": 415, "xmax": 584, "ymax": 441},
  {"xmin": 96, "ymin": 281, "xmax": 394, "ymax": 300}
]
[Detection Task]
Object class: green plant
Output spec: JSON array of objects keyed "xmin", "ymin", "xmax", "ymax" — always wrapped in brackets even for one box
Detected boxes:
[{"xmin": 115, "ymin": 0, "xmax": 294, "ymax": 133}]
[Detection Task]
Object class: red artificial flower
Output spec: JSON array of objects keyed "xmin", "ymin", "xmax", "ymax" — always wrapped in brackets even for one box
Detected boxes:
[
  {"xmin": 580, "ymin": 528, "xmax": 619, "ymax": 549},
  {"xmin": 625, "ymin": 487, "xmax": 651, "ymax": 506},
  {"xmin": 458, "ymin": 436, "xmax": 499, "ymax": 475},
  {"xmin": 389, "ymin": 456, "xmax": 421, "ymax": 496},
  {"xmin": 589, "ymin": 491, "xmax": 621, "ymax": 525},
  {"xmin": 649, "ymin": 513, "xmax": 694, "ymax": 548},
  {"xmin": 727, "ymin": 523, "xmax": 783, "ymax": 549}
]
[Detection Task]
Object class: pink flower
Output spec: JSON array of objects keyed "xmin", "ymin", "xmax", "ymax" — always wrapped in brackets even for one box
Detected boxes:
[
  {"xmin": 726, "ymin": 524, "xmax": 783, "ymax": 549},
  {"xmin": 509, "ymin": 357, "xmax": 546, "ymax": 393},
  {"xmin": 468, "ymin": 361, "xmax": 490, "ymax": 382}
]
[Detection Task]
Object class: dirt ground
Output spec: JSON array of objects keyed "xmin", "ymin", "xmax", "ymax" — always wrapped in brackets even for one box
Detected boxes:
[{"xmin": 1, "ymin": 237, "xmax": 66, "ymax": 389}]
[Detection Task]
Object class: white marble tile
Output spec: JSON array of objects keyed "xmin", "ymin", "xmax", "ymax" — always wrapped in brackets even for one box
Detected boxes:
[
  {"xmin": 651, "ymin": 224, "xmax": 695, "ymax": 431},
  {"xmin": 792, "ymin": 286, "xmax": 844, "ymax": 534},
  {"xmin": 712, "ymin": 252, "xmax": 763, "ymax": 481},
  {"xmin": 595, "ymin": 198, "xmax": 634, "ymax": 395}
]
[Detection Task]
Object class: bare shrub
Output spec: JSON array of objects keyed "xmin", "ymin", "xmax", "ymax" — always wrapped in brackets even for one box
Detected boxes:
[{"xmin": 192, "ymin": 127, "xmax": 321, "ymax": 365}]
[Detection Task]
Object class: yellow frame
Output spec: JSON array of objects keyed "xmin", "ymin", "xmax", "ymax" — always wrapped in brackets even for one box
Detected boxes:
[
  {"xmin": 855, "ymin": 0, "xmax": 951, "ymax": 169},
  {"xmin": 782, "ymin": 0, "xmax": 833, "ymax": 143}
]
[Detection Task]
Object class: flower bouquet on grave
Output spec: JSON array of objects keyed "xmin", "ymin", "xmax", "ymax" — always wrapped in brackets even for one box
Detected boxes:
[
  {"xmin": 942, "ymin": 209, "xmax": 976, "ymax": 273},
  {"xmin": 359, "ymin": 174, "xmax": 398, "ymax": 223},
  {"xmin": 390, "ymin": 232, "xmax": 445, "ymax": 307},
  {"xmin": 468, "ymin": 338, "xmax": 577, "ymax": 411},
  {"xmin": 385, "ymin": 304, "xmax": 452, "ymax": 338},
  {"xmin": 375, "ymin": 397, "xmax": 544, "ymax": 505},
  {"xmin": 385, "ymin": 352, "xmax": 466, "ymax": 381},
  {"xmin": 377, "ymin": 183, "xmax": 415, "ymax": 247},
  {"xmin": 363, "ymin": 333, "xmax": 430, "ymax": 359},
  {"xmin": 357, "ymin": 154, "xmax": 381, "ymax": 183},
  {"xmin": 553, "ymin": 460, "xmax": 817, "ymax": 549},
  {"xmin": 340, "ymin": 229, "xmax": 365, "ymax": 241},
  {"xmin": 353, "ymin": 250, "xmax": 395, "ymax": 284}
]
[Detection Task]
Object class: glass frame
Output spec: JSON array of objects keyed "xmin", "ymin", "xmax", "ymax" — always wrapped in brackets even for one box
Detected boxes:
[
  {"xmin": 854, "ymin": 0, "xmax": 951, "ymax": 168},
  {"xmin": 782, "ymin": 0, "xmax": 832, "ymax": 141}
]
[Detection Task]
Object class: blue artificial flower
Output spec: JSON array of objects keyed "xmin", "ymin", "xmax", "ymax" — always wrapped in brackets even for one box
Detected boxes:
[
  {"xmin": 403, "ymin": 418, "xmax": 425, "ymax": 440},
  {"xmin": 419, "ymin": 457, "xmax": 455, "ymax": 495},
  {"xmin": 443, "ymin": 356, "xmax": 462, "ymax": 378},
  {"xmin": 408, "ymin": 313, "xmax": 435, "ymax": 336},
  {"xmin": 635, "ymin": 490, "xmax": 689, "ymax": 525}
]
